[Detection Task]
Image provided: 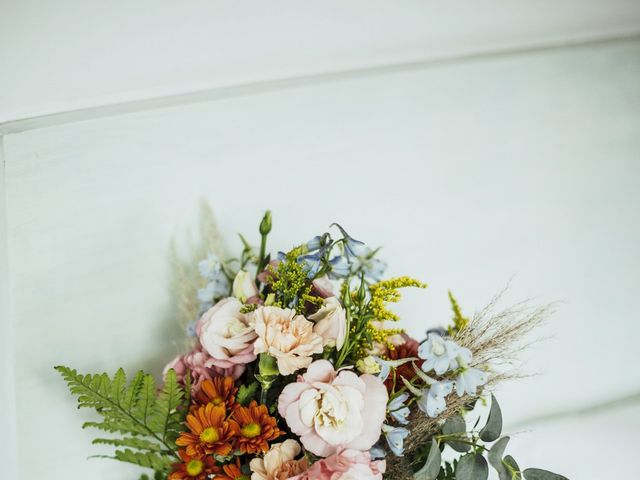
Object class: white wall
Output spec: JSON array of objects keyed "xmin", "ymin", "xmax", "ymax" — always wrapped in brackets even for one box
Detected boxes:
[
  {"xmin": 1, "ymin": 2, "xmax": 640, "ymax": 478},
  {"xmin": 2, "ymin": 0, "xmax": 640, "ymax": 123}
]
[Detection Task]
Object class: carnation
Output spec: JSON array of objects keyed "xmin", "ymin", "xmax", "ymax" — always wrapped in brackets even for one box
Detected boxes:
[
  {"xmin": 252, "ymin": 306, "xmax": 324, "ymax": 375},
  {"xmin": 291, "ymin": 448, "xmax": 386, "ymax": 480},
  {"xmin": 278, "ymin": 359, "xmax": 388, "ymax": 457}
]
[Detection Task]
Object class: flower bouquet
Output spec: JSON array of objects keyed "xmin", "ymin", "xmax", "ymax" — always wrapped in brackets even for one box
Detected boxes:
[{"xmin": 57, "ymin": 211, "xmax": 568, "ymax": 480}]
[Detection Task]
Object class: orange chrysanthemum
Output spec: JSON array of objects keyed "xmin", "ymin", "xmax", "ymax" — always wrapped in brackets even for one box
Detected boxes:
[
  {"xmin": 193, "ymin": 376, "xmax": 237, "ymax": 411},
  {"xmin": 176, "ymin": 403, "xmax": 239, "ymax": 457},
  {"xmin": 169, "ymin": 449, "xmax": 219, "ymax": 480},
  {"xmin": 231, "ymin": 400, "xmax": 282, "ymax": 454},
  {"xmin": 216, "ymin": 458, "xmax": 250, "ymax": 480}
]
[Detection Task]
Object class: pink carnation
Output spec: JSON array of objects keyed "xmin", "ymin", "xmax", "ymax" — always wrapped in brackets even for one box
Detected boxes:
[
  {"xmin": 278, "ymin": 360, "xmax": 388, "ymax": 457},
  {"xmin": 291, "ymin": 449, "xmax": 386, "ymax": 480},
  {"xmin": 163, "ymin": 343, "xmax": 244, "ymax": 394}
]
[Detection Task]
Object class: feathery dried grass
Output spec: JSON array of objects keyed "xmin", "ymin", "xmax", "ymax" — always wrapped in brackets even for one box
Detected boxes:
[{"xmin": 170, "ymin": 203, "xmax": 228, "ymax": 348}]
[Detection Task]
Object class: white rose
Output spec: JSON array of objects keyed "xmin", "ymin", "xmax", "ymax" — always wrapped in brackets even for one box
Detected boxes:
[
  {"xmin": 308, "ymin": 296, "xmax": 347, "ymax": 350},
  {"xmin": 232, "ymin": 270, "xmax": 259, "ymax": 302}
]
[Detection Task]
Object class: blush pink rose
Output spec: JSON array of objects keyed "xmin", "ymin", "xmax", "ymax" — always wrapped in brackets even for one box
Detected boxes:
[
  {"xmin": 197, "ymin": 297, "xmax": 257, "ymax": 369},
  {"xmin": 290, "ymin": 449, "xmax": 386, "ymax": 480},
  {"xmin": 163, "ymin": 343, "xmax": 244, "ymax": 394},
  {"xmin": 278, "ymin": 360, "xmax": 388, "ymax": 457}
]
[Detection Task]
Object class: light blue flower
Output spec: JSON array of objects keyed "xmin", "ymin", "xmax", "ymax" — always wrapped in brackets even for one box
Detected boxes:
[
  {"xmin": 328, "ymin": 255, "xmax": 350, "ymax": 279},
  {"xmin": 418, "ymin": 333, "xmax": 460, "ymax": 375},
  {"xmin": 197, "ymin": 276, "xmax": 230, "ymax": 304},
  {"xmin": 388, "ymin": 393, "xmax": 411, "ymax": 425},
  {"xmin": 198, "ymin": 253, "xmax": 223, "ymax": 279},
  {"xmin": 306, "ymin": 235, "xmax": 324, "ymax": 251},
  {"xmin": 355, "ymin": 256, "xmax": 387, "ymax": 282},
  {"xmin": 453, "ymin": 347, "xmax": 489, "ymax": 396},
  {"xmin": 297, "ymin": 251, "xmax": 324, "ymax": 278},
  {"xmin": 382, "ymin": 424, "xmax": 410, "ymax": 456},
  {"xmin": 416, "ymin": 380, "xmax": 454, "ymax": 418},
  {"xmin": 374, "ymin": 356, "xmax": 417, "ymax": 382},
  {"xmin": 369, "ymin": 445, "xmax": 387, "ymax": 459},
  {"xmin": 332, "ymin": 223, "xmax": 370, "ymax": 259}
]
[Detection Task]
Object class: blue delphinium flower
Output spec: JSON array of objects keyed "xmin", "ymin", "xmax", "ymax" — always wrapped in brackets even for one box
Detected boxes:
[
  {"xmin": 418, "ymin": 333, "xmax": 461, "ymax": 375},
  {"xmin": 297, "ymin": 250, "xmax": 324, "ymax": 279},
  {"xmin": 354, "ymin": 255, "xmax": 387, "ymax": 282},
  {"xmin": 416, "ymin": 380, "xmax": 454, "ymax": 418},
  {"xmin": 305, "ymin": 235, "xmax": 324, "ymax": 251},
  {"xmin": 332, "ymin": 223, "xmax": 369, "ymax": 259},
  {"xmin": 388, "ymin": 393, "xmax": 411, "ymax": 425},
  {"xmin": 196, "ymin": 252, "xmax": 230, "ymax": 313},
  {"xmin": 328, "ymin": 255, "xmax": 350, "ymax": 279},
  {"xmin": 382, "ymin": 424, "xmax": 410, "ymax": 456}
]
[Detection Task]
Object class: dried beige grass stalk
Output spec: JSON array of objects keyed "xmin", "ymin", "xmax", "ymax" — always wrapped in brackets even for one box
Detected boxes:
[{"xmin": 170, "ymin": 203, "xmax": 229, "ymax": 346}]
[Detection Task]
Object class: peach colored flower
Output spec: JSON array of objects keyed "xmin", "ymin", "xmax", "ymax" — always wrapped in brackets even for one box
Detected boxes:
[
  {"xmin": 308, "ymin": 296, "xmax": 346, "ymax": 350},
  {"xmin": 252, "ymin": 306, "xmax": 323, "ymax": 375},
  {"xmin": 278, "ymin": 360, "xmax": 388, "ymax": 457},
  {"xmin": 163, "ymin": 343, "xmax": 245, "ymax": 395},
  {"xmin": 249, "ymin": 439, "xmax": 308, "ymax": 480},
  {"xmin": 197, "ymin": 297, "xmax": 257, "ymax": 369},
  {"xmin": 290, "ymin": 448, "xmax": 385, "ymax": 480}
]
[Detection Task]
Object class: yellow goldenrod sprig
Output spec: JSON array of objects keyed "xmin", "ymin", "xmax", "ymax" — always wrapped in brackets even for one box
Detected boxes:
[{"xmin": 369, "ymin": 276, "xmax": 427, "ymax": 322}]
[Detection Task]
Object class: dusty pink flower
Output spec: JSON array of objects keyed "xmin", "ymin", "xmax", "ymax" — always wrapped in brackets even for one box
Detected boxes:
[
  {"xmin": 163, "ymin": 343, "xmax": 244, "ymax": 394},
  {"xmin": 290, "ymin": 449, "xmax": 386, "ymax": 480},
  {"xmin": 252, "ymin": 306, "xmax": 324, "ymax": 375},
  {"xmin": 197, "ymin": 297, "xmax": 257, "ymax": 369},
  {"xmin": 278, "ymin": 360, "xmax": 388, "ymax": 457}
]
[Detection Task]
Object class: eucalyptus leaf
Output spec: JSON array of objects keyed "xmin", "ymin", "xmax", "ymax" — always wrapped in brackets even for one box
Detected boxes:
[
  {"xmin": 480, "ymin": 394, "xmax": 503, "ymax": 442},
  {"xmin": 456, "ymin": 453, "xmax": 489, "ymax": 480},
  {"xmin": 488, "ymin": 436, "xmax": 510, "ymax": 480},
  {"xmin": 442, "ymin": 414, "xmax": 470, "ymax": 452},
  {"xmin": 413, "ymin": 439, "xmax": 441, "ymax": 480},
  {"xmin": 523, "ymin": 468, "xmax": 569, "ymax": 480},
  {"xmin": 504, "ymin": 455, "xmax": 522, "ymax": 480}
]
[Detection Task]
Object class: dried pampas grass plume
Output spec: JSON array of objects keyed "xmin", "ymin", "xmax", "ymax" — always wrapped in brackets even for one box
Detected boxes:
[{"xmin": 170, "ymin": 202, "xmax": 229, "ymax": 347}]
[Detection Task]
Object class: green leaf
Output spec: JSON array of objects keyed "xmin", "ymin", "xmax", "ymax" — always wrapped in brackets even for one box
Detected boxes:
[
  {"xmin": 523, "ymin": 468, "xmax": 569, "ymax": 480},
  {"xmin": 504, "ymin": 456, "xmax": 522, "ymax": 480},
  {"xmin": 237, "ymin": 382, "xmax": 259, "ymax": 406},
  {"xmin": 456, "ymin": 453, "xmax": 489, "ymax": 480},
  {"xmin": 55, "ymin": 365, "xmax": 188, "ymax": 471},
  {"xmin": 414, "ymin": 439, "xmax": 441, "ymax": 480},
  {"xmin": 441, "ymin": 414, "xmax": 470, "ymax": 452},
  {"xmin": 488, "ymin": 437, "xmax": 510, "ymax": 480},
  {"xmin": 480, "ymin": 394, "xmax": 502, "ymax": 442}
]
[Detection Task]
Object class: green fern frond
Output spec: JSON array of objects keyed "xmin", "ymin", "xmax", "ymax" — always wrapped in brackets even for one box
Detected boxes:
[{"xmin": 56, "ymin": 365, "xmax": 188, "ymax": 472}]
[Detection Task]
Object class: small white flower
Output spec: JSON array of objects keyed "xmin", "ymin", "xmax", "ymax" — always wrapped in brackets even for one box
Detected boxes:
[
  {"xmin": 455, "ymin": 367, "xmax": 489, "ymax": 396},
  {"xmin": 416, "ymin": 380, "xmax": 454, "ymax": 418},
  {"xmin": 387, "ymin": 393, "xmax": 411, "ymax": 425},
  {"xmin": 382, "ymin": 424, "xmax": 410, "ymax": 456},
  {"xmin": 418, "ymin": 333, "xmax": 460, "ymax": 375}
]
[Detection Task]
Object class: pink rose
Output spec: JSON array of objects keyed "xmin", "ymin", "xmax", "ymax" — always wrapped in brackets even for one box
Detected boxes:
[
  {"xmin": 163, "ymin": 343, "xmax": 245, "ymax": 394},
  {"xmin": 197, "ymin": 297, "xmax": 257, "ymax": 369},
  {"xmin": 291, "ymin": 449, "xmax": 386, "ymax": 480},
  {"xmin": 278, "ymin": 360, "xmax": 388, "ymax": 457}
]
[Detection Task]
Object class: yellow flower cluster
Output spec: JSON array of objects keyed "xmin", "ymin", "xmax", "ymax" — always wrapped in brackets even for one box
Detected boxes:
[{"xmin": 369, "ymin": 276, "xmax": 427, "ymax": 322}]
